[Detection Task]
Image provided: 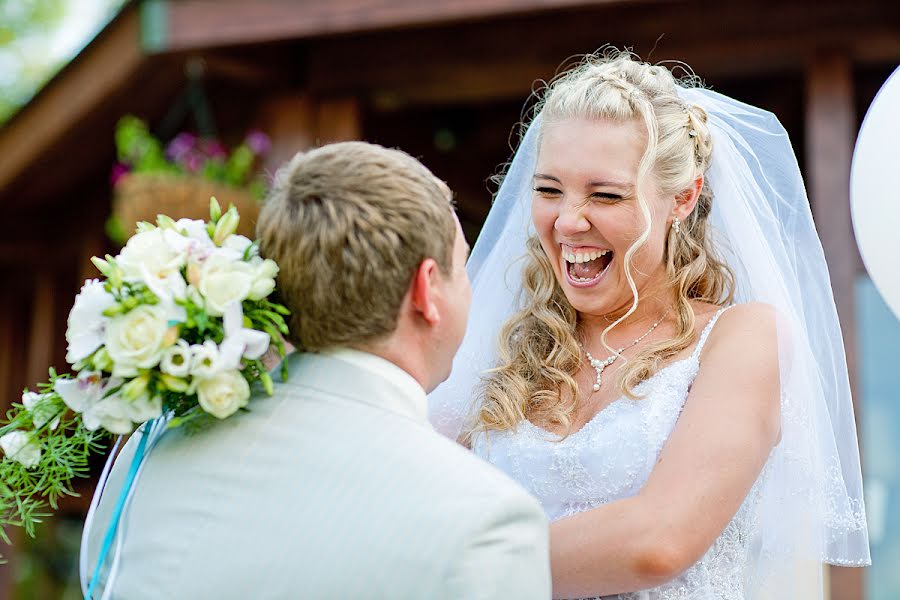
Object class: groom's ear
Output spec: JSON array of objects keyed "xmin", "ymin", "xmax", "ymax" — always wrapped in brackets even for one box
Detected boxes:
[{"xmin": 410, "ymin": 258, "xmax": 441, "ymax": 325}]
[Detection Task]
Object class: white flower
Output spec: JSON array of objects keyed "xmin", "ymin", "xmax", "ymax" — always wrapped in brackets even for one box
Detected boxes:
[
  {"xmin": 221, "ymin": 234, "xmax": 254, "ymax": 258},
  {"xmin": 190, "ymin": 340, "xmax": 222, "ymax": 379},
  {"xmin": 160, "ymin": 340, "xmax": 192, "ymax": 377},
  {"xmin": 65, "ymin": 279, "xmax": 115, "ymax": 364},
  {"xmin": 175, "ymin": 218, "xmax": 213, "ymax": 243},
  {"xmin": 247, "ymin": 258, "xmax": 279, "ymax": 301},
  {"xmin": 22, "ymin": 391, "xmax": 59, "ymax": 431},
  {"xmin": 213, "ymin": 207, "xmax": 240, "ymax": 246},
  {"xmin": 117, "ymin": 228, "xmax": 185, "ymax": 282},
  {"xmin": 142, "ymin": 264, "xmax": 188, "ymax": 303},
  {"xmin": 164, "ymin": 226, "xmax": 215, "ymax": 264},
  {"xmin": 123, "ymin": 393, "xmax": 163, "ymax": 424},
  {"xmin": 196, "ymin": 369, "xmax": 250, "ymax": 419},
  {"xmin": 105, "ymin": 304, "xmax": 171, "ymax": 378},
  {"xmin": 197, "ymin": 253, "xmax": 255, "ymax": 316},
  {"xmin": 218, "ymin": 302, "xmax": 271, "ymax": 371},
  {"xmin": 55, "ymin": 373, "xmax": 135, "ymax": 434},
  {"xmin": 0, "ymin": 430, "xmax": 41, "ymax": 468}
]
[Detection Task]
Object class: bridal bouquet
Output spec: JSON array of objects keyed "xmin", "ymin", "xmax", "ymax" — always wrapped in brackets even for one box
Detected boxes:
[{"xmin": 0, "ymin": 199, "xmax": 289, "ymax": 556}]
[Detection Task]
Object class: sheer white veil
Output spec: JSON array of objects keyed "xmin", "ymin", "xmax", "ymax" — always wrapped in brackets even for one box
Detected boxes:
[{"xmin": 428, "ymin": 87, "xmax": 870, "ymax": 593}]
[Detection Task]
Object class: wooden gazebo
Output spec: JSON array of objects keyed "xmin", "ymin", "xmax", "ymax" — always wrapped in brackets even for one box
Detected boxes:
[{"xmin": 1, "ymin": 0, "xmax": 897, "ymax": 597}]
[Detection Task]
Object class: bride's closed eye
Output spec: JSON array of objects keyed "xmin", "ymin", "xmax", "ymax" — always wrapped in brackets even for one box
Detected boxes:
[
  {"xmin": 534, "ymin": 186, "xmax": 563, "ymax": 197},
  {"xmin": 589, "ymin": 192, "xmax": 625, "ymax": 202}
]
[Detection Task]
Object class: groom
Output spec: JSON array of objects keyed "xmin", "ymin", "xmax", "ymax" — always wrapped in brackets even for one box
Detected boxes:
[{"xmin": 86, "ymin": 142, "xmax": 551, "ymax": 598}]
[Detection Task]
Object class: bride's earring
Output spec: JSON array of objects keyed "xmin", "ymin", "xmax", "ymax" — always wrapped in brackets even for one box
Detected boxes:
[{"xmin": 672, "ymin": 216, "xmax": 682, "ymax": 234}]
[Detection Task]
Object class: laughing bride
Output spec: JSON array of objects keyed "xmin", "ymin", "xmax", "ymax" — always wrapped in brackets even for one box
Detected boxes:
[{"xmin": 429, "ymin": 50, "xmax": 870, "ymax": 598}]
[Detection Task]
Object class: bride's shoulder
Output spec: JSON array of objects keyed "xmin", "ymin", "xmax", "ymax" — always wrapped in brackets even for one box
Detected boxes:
[{"xmin": 701, "ymin": 301, "xmax": 778, "ymax": 360}]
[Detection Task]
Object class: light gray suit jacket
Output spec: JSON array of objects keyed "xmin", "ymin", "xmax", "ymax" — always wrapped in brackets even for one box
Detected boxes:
[{"xmin": 86, "ymin": 351, "xmax": 551, "ymax": 599}]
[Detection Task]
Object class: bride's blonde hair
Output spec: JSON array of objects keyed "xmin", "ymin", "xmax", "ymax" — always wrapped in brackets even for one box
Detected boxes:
[{"xmin": 464, "ymin": 49, "xmax": 735, "ymax": 444}]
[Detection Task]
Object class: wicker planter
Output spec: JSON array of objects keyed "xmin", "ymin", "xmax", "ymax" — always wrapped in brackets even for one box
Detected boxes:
[{"xmin": 113, "ymin": 173, "xmax": 261, "ymax": 238}]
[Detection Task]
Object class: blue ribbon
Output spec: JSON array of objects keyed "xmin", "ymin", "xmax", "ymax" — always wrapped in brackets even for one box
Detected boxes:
[{"xmin": 85, "ymin": 419, "xmax": 155, "ymax": 599}]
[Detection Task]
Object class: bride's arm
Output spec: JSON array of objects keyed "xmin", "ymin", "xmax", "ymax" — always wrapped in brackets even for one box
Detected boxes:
[{"xmin": 549, "ymin": 303, "xmax": 781, "ymax": 598}]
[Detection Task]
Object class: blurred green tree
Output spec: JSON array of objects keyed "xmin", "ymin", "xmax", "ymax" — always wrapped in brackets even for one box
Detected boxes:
[
  {"xmin": 0, "ymin": 0, "xmax": 68, "ymax": 123},
  {"xmin": 0, "ymin": 0, "xmax": 126, "ymax": 125}
]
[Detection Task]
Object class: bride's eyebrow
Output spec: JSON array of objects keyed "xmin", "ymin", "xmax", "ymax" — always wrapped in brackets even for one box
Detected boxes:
[
  {"xmin": 533, "ymin": 173, "xmax": 560, "ymax": 182},
  {"xmin": 588, "ymin": 180, "xmax": 633, "ymax": 192}
]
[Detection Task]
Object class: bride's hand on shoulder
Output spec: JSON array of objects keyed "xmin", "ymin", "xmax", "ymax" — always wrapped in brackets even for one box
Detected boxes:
[
  {"xmin": 549, "ymin": 302, "xmax": 781, "ymax": 597},
  {"xmin": 637, "ymin": 302, "xmax": 781, "ymax": 574}
]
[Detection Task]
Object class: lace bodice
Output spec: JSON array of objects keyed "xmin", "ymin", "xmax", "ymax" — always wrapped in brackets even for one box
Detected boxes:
[{"xmin": 473, "ymin": 307, "xmax": 767, "ymax": 599}]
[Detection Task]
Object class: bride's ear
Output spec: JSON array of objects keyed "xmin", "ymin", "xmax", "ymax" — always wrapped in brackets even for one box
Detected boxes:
[
  {"xmin": 672, "ymin": 175, "xmax": 703, "ymax": 222},
  {"xmin": 410, "ymin": 258, "xmax": 441, "ymax": 325}
]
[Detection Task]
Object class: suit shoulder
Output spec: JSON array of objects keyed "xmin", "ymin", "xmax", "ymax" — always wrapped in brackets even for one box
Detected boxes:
[{"xmin": 403, "ymin": 425, "xmax": 542, "ymax": 506}]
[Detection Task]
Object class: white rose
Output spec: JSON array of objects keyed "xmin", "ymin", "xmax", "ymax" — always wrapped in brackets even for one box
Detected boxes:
[
  {"xmin": 117, "ymin": 229, "xmax": 185, "ymax": 281},
  {"xmin": 22, "ymin": 391, "xmax": 60, "ymax": 430},
  {"xmin": 105, "ymin": 305, "xmax": 171, "ymax": 378},
  {"xmin": 189, "ymin": 340, "xmax": 221, "ymax": 379},
  {"xmin": 247, "ymin": 258, "xmax": 279, "ymax": 301},
  {"xmin": 196, "ymin": 370, "xmax": 250, "ymax": 419},
  {"xmin": 197, "ymin": 253, "xmax": 254, "ymax": 316},
  {"xmin": 65, "ymin": 279, "xmax": 115, "ymax": 364},
  {"xmin": 0, "ymin": 430, "xmax": 41, "ymax": 468},
  {"xmin": 160, "ymin": 340, "xmax": 192, "ymax": 377}
]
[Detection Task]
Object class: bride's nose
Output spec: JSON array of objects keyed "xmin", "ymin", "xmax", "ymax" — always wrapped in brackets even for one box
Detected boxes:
[{"xmin": 555, "ymin": 198, "xmax": 591, "ymax": 236}]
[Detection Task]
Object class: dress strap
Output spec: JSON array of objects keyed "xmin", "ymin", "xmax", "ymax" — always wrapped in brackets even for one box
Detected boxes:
[{"xmin": 691, "ymin": 304, "xmax": 736, "ymax": 361}]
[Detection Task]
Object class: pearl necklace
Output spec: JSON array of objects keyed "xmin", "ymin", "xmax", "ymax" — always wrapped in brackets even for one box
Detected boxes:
[{"xmin": 583, "ymin": 310, "xmax": 669, "ymax": 392}]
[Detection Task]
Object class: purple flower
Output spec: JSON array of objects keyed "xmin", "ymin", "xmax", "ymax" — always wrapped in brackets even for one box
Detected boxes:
[
  {"xmin": 166, "ymin": 132, "xmax": 197, "ymax": 162},
  {"xmin": 200, "ymin": 139, "xmax": 227, "ymax": 159},
  {"xmin": 245, "ymin": 131, "xmax": 271, "ymax": 156},
  {"xmin": 183, "ymin": 151, "xmax": 204, "ymax": 173},
  {"xmin": 110, "ymin": 162, "xmax": 130, "ymax": 186}
]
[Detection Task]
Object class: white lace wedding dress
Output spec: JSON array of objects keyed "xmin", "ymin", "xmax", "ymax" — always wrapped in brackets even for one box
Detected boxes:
[{"xmin": 472, "ymin": 306, "xmax": 767, "ymax": 600}]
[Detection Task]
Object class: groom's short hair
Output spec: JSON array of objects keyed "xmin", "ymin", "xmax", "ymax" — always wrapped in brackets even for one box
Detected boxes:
[{"xmin": 257, "ymin": 141, "xmax": 456, "ymax": 351}]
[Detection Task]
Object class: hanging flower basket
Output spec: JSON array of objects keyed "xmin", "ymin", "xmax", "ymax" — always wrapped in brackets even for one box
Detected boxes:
[
  {"xmin": 108, "ymin": 116, "xmax": 270, "ymax": 242},
  {"xmin": 113, "ymin": 173, "xmax": 260, "ymax": 238}
]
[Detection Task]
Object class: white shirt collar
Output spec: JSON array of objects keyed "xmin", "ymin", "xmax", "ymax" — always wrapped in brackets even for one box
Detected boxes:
[{"xmin": 323, "ymin": 348, "xmax": 429, "ymax": 424}]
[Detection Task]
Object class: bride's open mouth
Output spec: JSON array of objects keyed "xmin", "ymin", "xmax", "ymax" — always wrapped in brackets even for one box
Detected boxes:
[{"xmin": 561, "ymin": 246, "xmax": 613, "ymax": 288}]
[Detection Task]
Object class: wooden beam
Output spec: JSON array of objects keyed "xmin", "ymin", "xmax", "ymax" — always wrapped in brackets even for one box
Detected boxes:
[
  {"xmin": 805, "ymin": 49, "xmax": 865, "ymax": 600},
  {"xmin": 0, "ymin": 6, "xmax": 145, "ymax": 201},
  {"xmin": 145, "ymin": 0, "xmax": 652, "ymax": 52}
]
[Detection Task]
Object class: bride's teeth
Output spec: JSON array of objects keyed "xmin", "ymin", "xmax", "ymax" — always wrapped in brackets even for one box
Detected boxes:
[{"xmin": 563, "ymin": 248, "xmax": 611, "ymax": 263}]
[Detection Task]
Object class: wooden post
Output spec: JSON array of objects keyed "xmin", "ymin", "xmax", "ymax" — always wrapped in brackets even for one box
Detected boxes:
[
  {"xmin": 0, "ymin": 287, "xmax": 16, "ymax": 598},
  {"xmin": 25, "ymin": 271, "xmax": 56, "ymax": 388},
  {"xmin": 316, "ymin": 98, "xmax": 362, "ymax": 144},
  {"xmin": 256, "ymin": 93, "xmax": 362, "ymax": 173},
  {"xmin": 256, "ymin": 93, "xmax": 319, "ymax": 175},
  {"xmin": 806, "ymin": 49, "xmax": 865, "ymax": 600}
]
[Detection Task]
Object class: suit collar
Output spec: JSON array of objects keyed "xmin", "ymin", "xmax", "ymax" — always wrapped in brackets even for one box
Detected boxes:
[{"xmin": 283, "ymin": 350, "xmax": 430, "ymax": 426}]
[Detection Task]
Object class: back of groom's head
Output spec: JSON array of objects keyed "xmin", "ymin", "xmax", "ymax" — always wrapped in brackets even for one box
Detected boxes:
[{"xmin": 257, "ymin": 141, "xmax": 457, "ymax": 352}]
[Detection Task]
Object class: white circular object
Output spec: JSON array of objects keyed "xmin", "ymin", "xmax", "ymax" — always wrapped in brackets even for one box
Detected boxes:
[{"xmin": 851, "ymin": 65, "xmax": 900, "ymax": 321}]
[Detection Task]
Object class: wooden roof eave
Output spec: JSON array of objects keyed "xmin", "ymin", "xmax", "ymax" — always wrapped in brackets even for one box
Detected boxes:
[{"xmin": 142, "ymin": 0, "xmax": 647, "ymax": 52}]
